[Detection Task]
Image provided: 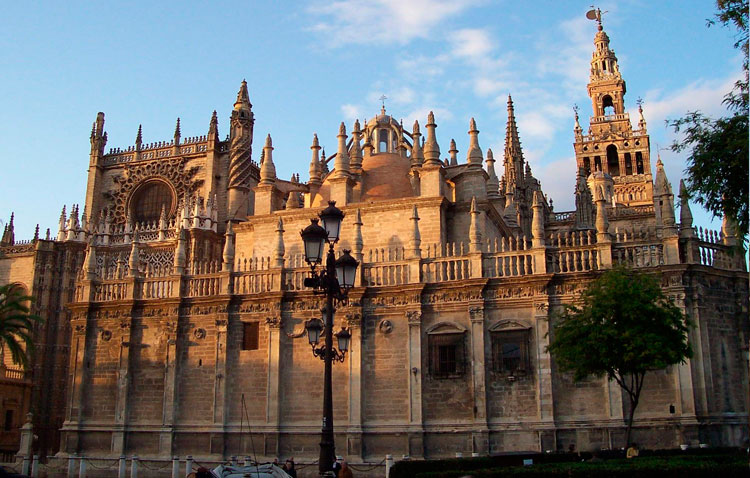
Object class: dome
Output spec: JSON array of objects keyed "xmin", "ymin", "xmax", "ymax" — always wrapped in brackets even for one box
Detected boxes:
[
  {"xmin": 359, "ymin": 152, "xmax": 414, "ymax": 201},
  {"xmin": 366, "ymin": 113, "xmax": 401, "ymax": 130}
]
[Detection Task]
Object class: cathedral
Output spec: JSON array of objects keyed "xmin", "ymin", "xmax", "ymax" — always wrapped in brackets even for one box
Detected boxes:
[{"xmin": 0, "ymin": 18, "xmax": 747, "ymax": 464}]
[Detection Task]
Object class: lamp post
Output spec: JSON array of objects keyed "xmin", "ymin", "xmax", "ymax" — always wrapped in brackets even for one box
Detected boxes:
[{"xmin": 300, "ymin": 201, "xmax": 359, "ymax": 477}]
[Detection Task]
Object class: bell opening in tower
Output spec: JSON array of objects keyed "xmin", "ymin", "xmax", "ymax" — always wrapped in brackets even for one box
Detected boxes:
[
  {"xmin": 602, "ymin": 95, "xmax": 615, "ymax": 116},
  {"xmin": 606, "ymin": 145, "xmax": 619, "ymax": 176}
]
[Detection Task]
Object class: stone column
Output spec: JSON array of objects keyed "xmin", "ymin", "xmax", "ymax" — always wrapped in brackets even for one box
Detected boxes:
[
  {"xmin": 159, "ymin": 312, "xmax": 180, "ymax": 456},
  {"xmin": 63, "ymin": 314, "xmax": 88, "ymax": 453},
  {"xmin": 469, "ymin": 306, "xmax": 489, "ymax": 455},
  {"xmin": 345, "ymin": 312, "xmax": 363, "ymax": 459},
  {"xmin": 264, "ymin": 315, "xmax": 282, "ymax": 457},
  {"xmin": 534, "ymin": 300, "xmax": 556, "ymax": 451},
  {"xmin": 406, "ymin": 310, "xmax": 424, "ymax": 458},
  {"xmin": 213, "ymin": 317, "xmax": 229, "ymax": 457},
  {"xmin": 112, "ymin": 317, "xmax": 133, "ymax": 455}
]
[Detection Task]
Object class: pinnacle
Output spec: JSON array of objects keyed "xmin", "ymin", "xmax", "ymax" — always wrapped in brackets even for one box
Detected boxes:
[
  {"xmin": 136, "ymin": 124, "xmax": 143, "ymax": 143},
  {"xmin": 265, "ymin": 134, "xmax": 272, "ymax": 148},
  {"xmin": 338, "ymin": 122, "xmax": 346, "ymax": 136},
  {"xmin": 174, "ymin": 117, "xmax": 181, "ymax": 137}
]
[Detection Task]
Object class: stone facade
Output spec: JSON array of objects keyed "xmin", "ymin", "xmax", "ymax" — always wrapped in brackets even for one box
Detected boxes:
[{"xmin": 1, "ymin": 22, "xmax": 748, "ymax": 462}]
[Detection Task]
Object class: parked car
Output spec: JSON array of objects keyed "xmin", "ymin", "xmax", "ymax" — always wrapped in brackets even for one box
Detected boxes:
[{"xmin": 0, "ymin": 466, "xmax": 29, "ymax": 478}]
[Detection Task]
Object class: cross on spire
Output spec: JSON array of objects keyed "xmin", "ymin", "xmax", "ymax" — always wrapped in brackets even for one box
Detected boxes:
[{"xmin": 379, "ymin": 95, "xmax": 387, "ymax": 114}]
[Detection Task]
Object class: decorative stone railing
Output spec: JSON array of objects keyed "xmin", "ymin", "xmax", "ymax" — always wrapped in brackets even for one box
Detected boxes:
[
  {"xmin": 93, "ymin": 280, "xmax": 130, "ymax": 302},
  {"xmin": 421, "ymin": 256, "xmax": 472, "ymax": 282},
  {"xmin": 235, "ymin": 270, "xmax": 279, "ymax": 294},
  {"xmin": 139, "ymin": 277, "xmax": 175, "ymax": 299},
  {"xmin": 484, "ymin": 251, "xmax": 534, "ymax": 277},
  {"xmin": 590, "ymin": 112, "xmax": 630, "ymax": 124},
  {"xmin": 1, "ymin": 367, "xmax": 26, "ymax": 381},
  {"xmin": 547, "ymin": 247, "xmax": 599, "ymax": 273},
  {"xmin": 612, "ymin": 243, "xmax": 664, "ymax": 268},
  {"xmin": 611, "ymin": 205, "xmax": 655, "ymax": 218},
  {"xmin": 184, "ymin": 273, "xmax": 224, "ymax": 297},
  {"xmin": 363, "ymin": 260, "xmax": 411, "ymax": 286}
]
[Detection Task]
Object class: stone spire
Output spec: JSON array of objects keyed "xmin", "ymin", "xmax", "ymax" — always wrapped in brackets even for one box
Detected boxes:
[
  {"xmin": 448, "ymin": 139, "xmax": 458, "ymax": 166},
  {"xmin": 409, "ymin": 205, "xmax": 422, "ymax": 259},
  {"xmin": 423, "ymin": 111, "xmax": 441, "ymax": 167},
  {"xmin": 638, "ymin": 102, "xmax": 647, "ymax": 130},
  {"xmin": 595, "ymin": 186, "xmax": 610, "ymax": 240},
  {"xmin": 531, "ymin": 191, "xmax": 545, "ymax": 247},
  {"xmin": 466, "ymin": 118, "xmax": 483, "ymax": 167},
  {"xmin": 84, "ymin": 242, "xmax": 97, "ymax": 280},
  {"xmin": 485, "ymin": 149, "xmax": 500, "ymax": 199},
  {"xmin": 274, "ymin": 217, "xmax": 285, "ymax": 268},
  {"xmin": 350, "ymin": 119, "xmax": 363, "ymax": 174},
  {"xmin": 1, "ymin": 213, "xmax": 14, "ymax": 245},
  {"xmin": 411, "ymin": 120, "xmax": 423, "ymax": 168},
  {"xmin": 678, "ymin": 179, "xmax": 693, "ymax": 231},
  {"xmin": 208, "ymin": 110, "xmax": 219, "ymax": 136},
  {"xmin": 575, "ymin": 168, "xmax": 595, "ymax": 229},
  {"xmin": 174, "ymin": 117, "xmax": 181, "ymax": 144},
  {"xmin": 504, "ymin": 96, "xmax": 524, "ymax": 190},
  {"xmin": 135, "ymin": 124, "xmax": 143, "ymax": 151},
  {"xmin": 174, "ymin": 227, "xmax": 187, "ymax": 274},
  {"xmin": 222, "ymin": 221, "xmax": 235, "ymax": 272},
  {"xmin": 469, "ymin": 197, "xmax": 482, "ymax": 252},
  {"xmin": 58, "ymin": 206, "xmax": 67, "ymax": 241},
  {"xmin": 89, "ymin": 112, "xmax": 107, "ymax": 157},
  {"xmin": 128, "ymin": 229, "xmax": 140, "ymax": 277},
  {"xmin": 590, "ymin": 21, "xmax": 621, "ymax": 82},
  {"xmin": 259, "ymin": 134, "xmax": 276, "ymax": 186},
  {"xmin": 353, "ymin": 208, "xmax": 364, "ymax": 263},
  {"xmin": 286, "ymin": 191, "xmax": 300, "ymax": 209},
  {"xmin": 333, "ymin": 122, "xmax": 350, "ymax": 178},
  {"xmin": 574, "ymin": 106, "xmax": 582, "ymax": 138},
  {"xmin": 309, "ymin": 134, "xmax": 322, "ymax": 186},
  {"xmin": 654, "ymin": 157, "xmax": 676, "ymax": 229},
  {"xmin": 228, "ymin": 80, "xmax": 255, "ymax": 219}
]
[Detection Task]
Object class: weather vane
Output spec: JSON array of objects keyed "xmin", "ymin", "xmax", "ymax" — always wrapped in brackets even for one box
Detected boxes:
[
  {"xmin": 573, "ymin": 104, "xmax": 579, "ymax": 116},
  {"xmin": 586, "ymin": 6, "xmax": 607, "ymax": 30}
]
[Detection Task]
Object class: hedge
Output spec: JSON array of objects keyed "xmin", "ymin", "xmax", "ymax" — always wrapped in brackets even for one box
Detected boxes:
[{"xmin": 388, "ymin": 449, "xmax": 748, "ymax": 478}]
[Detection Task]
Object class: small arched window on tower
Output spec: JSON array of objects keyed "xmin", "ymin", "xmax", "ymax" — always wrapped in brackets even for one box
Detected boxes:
[
  {"xmin": 606, "ymin": 145, "xmax": 619, "ymax": 176},
  {"xmin": 583, "ymin": 157, "xmax": 591, "ymax": 176},
  {"xmin": 602, "ymin": 95, "xmax": 615, "ymax": 116},
  {"xmin": 594, "ymin": 156, "xmax": 602, "ymax": 172},
  {"xmin": 635, "ymin": 152, "xmax": 644, "ymax": 174},
  {"xmin": 624, "ymin": 153, "xmax": 633, "ymax": 175},
  {"xmin": 130, "ymin": 180, "xmax": 174, "ymax": 224},
  {"xmin": 378, "ymin": 129, "xmax": 389, "ymax": 153}
]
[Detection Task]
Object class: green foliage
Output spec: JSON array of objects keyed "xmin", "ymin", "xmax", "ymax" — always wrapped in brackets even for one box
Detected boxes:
[
  {"xmin": 546, "ymin": 266, "xmax": 692, "ymax": 446},
  {"xmin": 0, "ymin": 283, "xmax": 43, "ymax": 369},
  {"xmin": 669, "ymin": 1, "xmax": 749, "ymax": 241}
]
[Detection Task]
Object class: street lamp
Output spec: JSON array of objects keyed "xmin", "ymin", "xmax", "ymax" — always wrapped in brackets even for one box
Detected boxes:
[{"xmin": 299, "ymin": 201, "xmax": 359, "ymax": 477}]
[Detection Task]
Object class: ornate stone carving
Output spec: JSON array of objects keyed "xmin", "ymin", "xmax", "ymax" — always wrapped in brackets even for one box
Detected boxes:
[
  {"xmin": 107, "ymin": 157, "xmax": 203, "ymax": 224},
  {"xmin": 406, "ymin": 310, "xmax": 422, "ymax": 325},
  {"xmin": 100, "ymin": 329, "xmax": 112, "ymax": 342},
  {"xmin": 265, "ymin": 316, "xmax": 282, "ymax": 329},
  {"xmin": 469, "ymin": 307, "xmax": 484, "ymax": 323},
  {"xmin": 379, "ymin": 319, "xmax": 393, "ymax": 334},
  {"xmin": 193, "ymin": 328, "xmax": 207, "ymax": 340}
]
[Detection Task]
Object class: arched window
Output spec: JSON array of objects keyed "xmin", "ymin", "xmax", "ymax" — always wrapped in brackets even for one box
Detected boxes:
[
  {"xmin": 583, "ymin": 157, "xmax": 591, "ymax": 176},
  {"xmin": 594, "ymin": 156, "xmax": 602, "ymax": 172},
  {"xmin": 624, "ymin": 152, "xmax": 633, "ymax": 175},
  {"xmin": 602, "ymin": 95, "xmax": 614, "ymax": 115},
  {"xmin": 635, "ymin": 152, "xmax": 644, "ymax": 174},
  {"xmin": 606, "ymin": 145, "xmax": 619, "ymax": 176},
  {"xmin": 130, "ymin": 180, "xmax": 174, "ymax": 224},
  {"xmin": 378, "ymin": 129, "xmax": 389, "ymax": 153}
]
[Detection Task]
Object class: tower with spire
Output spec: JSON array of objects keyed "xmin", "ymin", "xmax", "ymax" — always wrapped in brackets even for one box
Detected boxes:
[
  {"xmin": 228, "ymin": 80, "xmax": 256, "ymax": 220},
  {"xmin": 573, "ymin": 16, "xmax": 653, "ymax": 207}
]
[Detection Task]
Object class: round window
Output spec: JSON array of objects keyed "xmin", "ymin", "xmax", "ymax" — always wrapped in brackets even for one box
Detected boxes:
[{"xmin": 130, "ymin": 181, "xmax": 174, "ymax": 223}]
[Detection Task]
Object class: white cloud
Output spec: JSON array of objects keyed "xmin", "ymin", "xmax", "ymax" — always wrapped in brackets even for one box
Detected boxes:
[
  {"xmin": 450, "ymin": 28, "xmax": 495, "ymax": 59},
  {"xmin": 341, "ymin": 103, "xmax": 360, "ymax": 120},
  {"xmin": 307, "ymin": 0, "xmax": 480, "ymax": 46},
  {"xmin": 643, "ymin": 75, "xmax": 738, "ymax": 126}
]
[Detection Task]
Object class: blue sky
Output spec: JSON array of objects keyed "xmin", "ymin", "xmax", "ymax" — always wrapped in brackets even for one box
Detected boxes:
[{"xmin": 0, "ymin": 0, "xmax": 742, "ymax": 238}]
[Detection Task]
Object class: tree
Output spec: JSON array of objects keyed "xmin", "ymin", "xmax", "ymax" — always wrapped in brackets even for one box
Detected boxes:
[
  {"xmin": 0, "ymin": 283, "xmax": 43, "ymax": 370},
  {"xmin": 669, "ymin": 1, "xmax": 748, "ymax": 242},
  {"xmin": 547, "ymin": 266, "xmax": 692, "ymax": 448}
]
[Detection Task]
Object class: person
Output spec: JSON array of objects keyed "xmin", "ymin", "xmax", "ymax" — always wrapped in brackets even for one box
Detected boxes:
[
  {"xmin": 338, "ymin": 459, "xmax": 353, "ymax": 478},
  {"xmin": 626, "ymin": 443, "xmax": 639, "ymax": 459},
  {"xmin": 283, "ymin": 458, "xmax": 297, "ymax": 478},
  {"xmin": 332, "ymin": 455, "xmax": 343, "ymax": 477},
  {"xmin": 195, "ymin": 467, "xmax": 213, "ymax": 478}
]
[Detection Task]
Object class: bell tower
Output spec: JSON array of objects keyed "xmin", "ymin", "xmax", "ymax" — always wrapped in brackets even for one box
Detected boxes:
[{"xmin": 573, "ymin": 13, "xmax": 653, "ymax": 207}]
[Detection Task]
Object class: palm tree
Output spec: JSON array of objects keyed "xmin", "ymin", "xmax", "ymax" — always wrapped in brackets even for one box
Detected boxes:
[{"xmin": 0, "ymin": 283, "xmax": 43, "ymax": 370}]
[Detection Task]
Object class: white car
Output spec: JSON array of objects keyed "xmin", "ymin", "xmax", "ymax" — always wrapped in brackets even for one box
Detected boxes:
[{"xmin": 210, "ymin": 463, "xmax": 292, "ymax": 478}]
